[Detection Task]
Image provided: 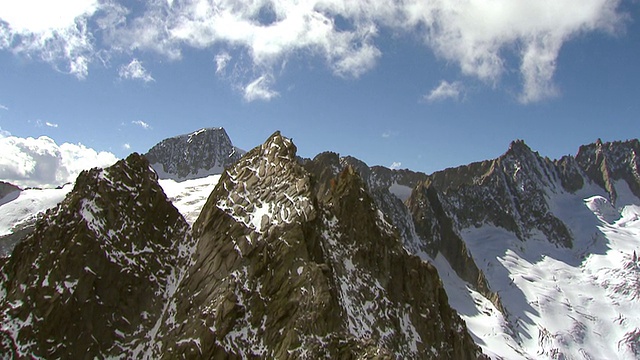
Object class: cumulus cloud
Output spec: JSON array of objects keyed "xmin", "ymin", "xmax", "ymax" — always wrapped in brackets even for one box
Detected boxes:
[
  {"xmin": 0, "ymin": 127, "xmax": 10, "ymax": 138},
  {"xmin": 0, "ymin": 0, "xmax": 628, "ymax": 102},
  {"xmin": 389, "ymin": 161, "xmax": 402, "ymax": 170},
  {"xmin": 131, "ymin": 120, "xmax": 151, "ymax": 130},
  {"xmin": 402, "ymin": 0, "xmax": 624, "ymax": 102},
  {"xmin": 425, "ymin": 80, "xmax": 464, "ymax": 102},
  {"xmin": 118, "ymin": 59, "xmax": 155, "ymax": 82},
  {"xmin": 0, "ymin": 135, "xmax": 118, "ymax": 188}
]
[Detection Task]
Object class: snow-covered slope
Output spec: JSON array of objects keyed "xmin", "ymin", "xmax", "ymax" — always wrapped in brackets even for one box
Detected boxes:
[
  {"xmin": 311, "ymin": 138, "xmax": 640, "ymax": 359},
  {"xmin": 443, "ymin": 182, "xmax": 640, "ymax": 359},
  {"xmin": 158, "ymin": 175, "xmax": 220, "ymax": 225},
  {"xmin": 0, "ymin": 186, "xmax": 71, "ymax": 237},
  {"xmin": 409, "ymin": 140, "xmax": 640, "ymax": 359},
  {"xmin": 0, "ymin": 185, "xmax": 72, "ymax": 257}
]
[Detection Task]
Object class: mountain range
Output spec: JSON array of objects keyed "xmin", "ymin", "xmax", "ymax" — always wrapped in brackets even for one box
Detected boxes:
[{"xmin": 1, "ymin": 127, "xmax": 639, "ymax": 359}]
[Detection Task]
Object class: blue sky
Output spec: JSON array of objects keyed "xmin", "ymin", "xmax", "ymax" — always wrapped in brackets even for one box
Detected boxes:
[{"xmin": 1, "ymin": 0, "xmax": 639, "ymax": 178}]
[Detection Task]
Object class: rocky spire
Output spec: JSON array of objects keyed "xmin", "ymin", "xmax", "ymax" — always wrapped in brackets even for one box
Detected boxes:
[{"xmin": 157, "ymin": 132, "xmax": 484, "ymax": 359}]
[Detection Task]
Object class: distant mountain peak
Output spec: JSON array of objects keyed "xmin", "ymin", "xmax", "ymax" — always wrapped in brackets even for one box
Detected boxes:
[
  {"xmin": 503, "ymin": 139, "xmax": 538, "ymax": 161},
  {"xmin": 576, "ymin": 138, "xmax": 640, "ymax": 203},
  {"xmin": 145, "ymin": 127, "xmax": 244, "ymax": 180}
]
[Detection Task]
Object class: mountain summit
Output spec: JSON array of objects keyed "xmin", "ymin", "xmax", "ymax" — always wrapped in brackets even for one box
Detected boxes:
[
  {"xmin": 0, "ymin": 153, "xmax": 193, "ymax": 358},
  {"xmin": 155, "ymin": 131, "xmax": 483, "ymax": 358},
  {"xmin": 145, "ymin": 127, "xmax": 244, "ymax": 180}
]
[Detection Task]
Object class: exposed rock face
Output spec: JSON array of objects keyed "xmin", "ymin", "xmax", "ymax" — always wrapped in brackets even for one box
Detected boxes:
[
  {"xmin": 145, "ymin": 127, "xmax": 244, "ymax": 180},
  {"xmin": 575, "ymin": 138, "xmax": 640, "ymax": 204},
  {"xmin": 305, "ymin": 152, "xmax": 498, "ymax": 311},
  {"xmin": 0, "ymin": 154, "xmax": 193, "ymax": 359},
  {"xmin": 426, "ymin": 140, "xmax": 572, "ymax": 247},
  {"xmin": 156, "ymin": 132, "xmax": 483, "ymax": 359}
]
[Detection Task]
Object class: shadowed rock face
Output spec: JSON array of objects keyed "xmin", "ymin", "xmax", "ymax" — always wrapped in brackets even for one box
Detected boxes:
[
  {"xmin": 0, "ymin": 182, "xmax": 20, "ymax": 203},
  {"xmin": 145, "ymin": 127, "xmax": 244, "ymax": 180},
  {"xmin": 157, "ymin": 132, "xmax": 484, "ymax": 359},
  {"xmin": 424, "ymin": 140, "xmax": 572, "ymax": 248},
  {"xmin": 0, "ymin": 153, "xmax": 193, "ymax": 359}
]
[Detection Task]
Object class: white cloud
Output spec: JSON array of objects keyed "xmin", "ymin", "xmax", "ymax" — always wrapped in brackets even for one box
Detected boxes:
[
  {"xmin": 244, "ymin": 75, "xmax": 279, "ymax": 102},
  {"xmin": 425, "ymin": 80, "xmax": 464, "ymax": 102},
  {"xmin": 0, "ymin": 104, "xmax": 8, "ymax": 111},
  {"xmin": 0, "ymin": 127, "xmax": 10, "ymax": 138},
  {"xmin": 214, "ymin": 52, "xmax": 232, "ymax": 74},
  {"xmin": 123, "ymin": 143, "xmax": 131, "ymax": 150},
  {"xmin": 119, "ymin": 59, "xmax": 155, "ymax": 82},
  {"xmin": 131, "ymin": 120, "xmax": 152, "ymax": 130},
  {"xmin": 33, "ymin": 119, "xmax": 59, "ymax": 128},
  {"xmin": 382, "ymin": 130, "xmax": 398, "ymax": 138},
  {"xmin": 402, "ymin": 0, "xmax": 624, "ymax": 102},
  {"xmin": 0, "ymin": 135, "xmax": 118, "ymax": 188},
  {"xmin": 0, "ymin": 0, "xmax": 628, "ymax": 102},
  {"xmin": 0, "ymin": 0, "xmax": 100, "ymax": 79},
  {"xmin": 389, "ymin": 161, "xmax": 402, "ymax": 170}
]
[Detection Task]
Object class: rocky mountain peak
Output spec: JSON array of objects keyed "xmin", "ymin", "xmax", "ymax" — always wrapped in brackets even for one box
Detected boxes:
[
  {"xmin": 0, "ymin": 153, "xmax": 193, "ymax": 358},
  {"xmin": 505, "ymin": 139, "xmax": 532, "ymax": 155},
  {"xmin": 193, "ymin": 130, "xmax": 313, "ymax": 239},
  {"xmin": 260, "ymin": 130, "xmax": 297, "ymax": 161},
  {"xmin": 145, "ymin": 127, "xmax": 244, "ymax": 180},
  {"xmin": 157, "ymin": 133, "xmax": 484, "ymax": 359}
]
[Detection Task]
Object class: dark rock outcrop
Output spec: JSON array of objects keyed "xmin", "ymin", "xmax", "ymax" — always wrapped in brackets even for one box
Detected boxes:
[
  {"xmin": 0, "ymin": 154, "xmax": 193, "ymax": 359},
  {"xmin": 575, "ymin": 139, "xmax": 640, "ymax": 205}
]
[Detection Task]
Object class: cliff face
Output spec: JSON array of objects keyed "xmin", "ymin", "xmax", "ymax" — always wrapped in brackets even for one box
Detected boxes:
[
  {"xmin": 574, "ymin": 138, "xmax": 640, "ymax": 205},
  {"xmin": 0, "ymin": 154, "xmax": 193, "ymax": 359}
]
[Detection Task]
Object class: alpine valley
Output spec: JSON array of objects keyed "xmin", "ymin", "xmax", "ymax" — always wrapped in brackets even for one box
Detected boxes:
[{"xmin": 1, "ymin": 127, "xmax": 639, "ymax": 359}]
